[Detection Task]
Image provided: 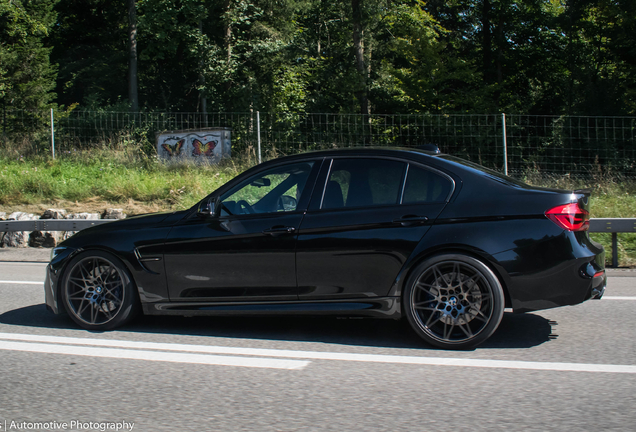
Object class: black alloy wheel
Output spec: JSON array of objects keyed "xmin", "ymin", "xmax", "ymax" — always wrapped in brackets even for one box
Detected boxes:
[
  {"xmin": 404, "ymin": 254, "xmax": 505, "ymax": 350},
  {"xmin": 61, "ymin": 251, "xmax": 139, "ymax": 331}
]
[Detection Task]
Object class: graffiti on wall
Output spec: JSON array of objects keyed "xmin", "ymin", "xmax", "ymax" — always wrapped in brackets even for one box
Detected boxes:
[{"xmin": 156, "ymin": 128, "xmax": 231, "ymax": 162}]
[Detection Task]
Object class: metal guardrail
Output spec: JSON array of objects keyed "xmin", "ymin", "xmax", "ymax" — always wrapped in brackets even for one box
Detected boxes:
[
  {"xmin": 2, "ymin": 218, "xmax": 635, "ymax": 267},
  {"xmin": 589, "ymin": 218, "xmax": 636, "ymax": 268},
  {"xmin": 1, "ymin": 219, "xmax": 113, "ymax": 232}
]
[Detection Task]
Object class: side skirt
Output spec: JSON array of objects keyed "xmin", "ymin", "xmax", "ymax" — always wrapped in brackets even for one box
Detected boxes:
[{"xmin": 142, "ymin": 297, "xmax": 401, "ymax": 319}]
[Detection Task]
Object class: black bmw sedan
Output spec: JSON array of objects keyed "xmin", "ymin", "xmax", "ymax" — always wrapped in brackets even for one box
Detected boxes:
[{"xmin": 44, "ymin": 147, "xmax": 606, "ymax": 349}]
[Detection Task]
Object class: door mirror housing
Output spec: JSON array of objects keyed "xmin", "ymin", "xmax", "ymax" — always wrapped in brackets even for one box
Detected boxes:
[{"xmin": 197, "ymin": 198, "xmax": 216, "ymax": 218}]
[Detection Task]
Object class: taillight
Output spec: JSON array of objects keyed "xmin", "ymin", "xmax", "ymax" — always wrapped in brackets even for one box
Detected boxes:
[{"xmin": 545, "ymin": 203, "xmax": 590, "ymax": 231}]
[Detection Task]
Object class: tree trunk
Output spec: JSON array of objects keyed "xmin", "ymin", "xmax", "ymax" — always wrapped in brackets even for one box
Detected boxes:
[
  {"xmin": 481, "ymin": 0, "xmax": 492, "ymax": 86},
  {"xmin": 224, "ymin": 0, "xmax": 233, "ymax": 97},
  {"xmin": 128, "ymin": 0, "xmax": 139, "ymax": 111},
  {"xmin": 352, "ymin": 0, "xmax": 369, "ymax": 116},
  {"xmin": 198, "ymin": 19, "xmax": 207, "ymax": 124}
]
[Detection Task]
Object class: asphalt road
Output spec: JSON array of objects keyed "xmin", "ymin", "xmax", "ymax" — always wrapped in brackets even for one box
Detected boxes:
[{"xmin": 0, "ymin": 256, "xmax": 634, "ymax": 431}]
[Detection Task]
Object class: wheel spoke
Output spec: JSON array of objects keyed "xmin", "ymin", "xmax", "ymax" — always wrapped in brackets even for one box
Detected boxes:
[
  {"xmin": 414, "ymin": 306, "xmax": 439, "ymax": 312},
  {"xmin": 415, "ymin": 282, "xmax": 440, "ymax": 297},
  {"xmin": 425, "ymin": 312, "xmax": 443, "ymax": 328},
  {"xmin": 414, "ymin": 299, "xmax": 437, "ymax": 307},
  {"xmin": 77, "ymin": 299, "xmax": 90, "ymax": 317},
  {"xmin": 471, "ymin": 309, "xmax": 490, "ymax": 323},
  {"xmin": 101, "ymin": 303, "xmax": 114, "ymax": 320},
  {"xmin": 458, "ymin": 321, "xmax": 473, "ymax": 338},
  {"xmin": 443, "ymin": 321, "xmax": 455, "ymax": 340},
  {"xmin": 90, "ymin": 303, "xmax": 97, "ymax": 324},
  {"xmin": 432, "ymin": 265, "xmax": 447, "ymax": 287}
]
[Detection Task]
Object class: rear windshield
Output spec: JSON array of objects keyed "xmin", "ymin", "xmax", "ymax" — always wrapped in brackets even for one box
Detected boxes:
[{"xmin": 437, "ymin": 155, "xmax": 533, "ymax": 189}]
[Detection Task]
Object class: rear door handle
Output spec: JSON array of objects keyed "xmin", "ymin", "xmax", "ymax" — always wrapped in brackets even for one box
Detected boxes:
[
  {"xmin": 263, "ymin": 226, "xmax": 296, "ymax": 236},
  {"xmin": 392, "ymin": 215, "xmax": 429, "ymax": 226}
]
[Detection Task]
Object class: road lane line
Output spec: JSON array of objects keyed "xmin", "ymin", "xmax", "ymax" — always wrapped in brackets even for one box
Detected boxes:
[
  {"xmin": 602, "ymin": 296, "xmax": 636, "ymax": 300},
  {"xmin": 0, "ymin": 340, "xmax": 309, "ymax": 370},
  {"xmin": 0, "ymin": 332, "xmax": 634, "ymax": 374},
  {"xmin": 0, "ymin": 281, "xmax": 43, "ymax": 285}
]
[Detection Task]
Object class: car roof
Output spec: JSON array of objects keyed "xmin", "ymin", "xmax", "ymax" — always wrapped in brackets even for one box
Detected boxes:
[{"xmin": 269, "ymin": 146, "xmax": 442, "ymax": 162}]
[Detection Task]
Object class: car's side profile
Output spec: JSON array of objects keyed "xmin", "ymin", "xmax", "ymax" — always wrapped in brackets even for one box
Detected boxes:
[{"xmin": 45, "ymin": 148, "xmax": 606, "ymax": 349}]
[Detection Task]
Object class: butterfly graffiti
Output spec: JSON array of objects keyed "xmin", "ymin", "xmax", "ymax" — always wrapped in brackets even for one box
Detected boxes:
[
  {"xmin": 192, "ymin": 139, "xmax": 217, "ymax": 157},
  {"xmin": 161, "ymin": 139, "xmax": 185, "ymax": 157}
]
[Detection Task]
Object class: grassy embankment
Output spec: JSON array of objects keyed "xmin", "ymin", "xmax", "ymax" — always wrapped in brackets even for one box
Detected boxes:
[{"xmin": 1, "ymin": 149, "xmax": 634, "ymax": 266}]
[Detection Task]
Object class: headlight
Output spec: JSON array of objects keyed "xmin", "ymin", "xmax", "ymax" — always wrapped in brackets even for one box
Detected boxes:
[{"xmin": 50, "ymin": 247, "xmax": 68, "ymax": 261}]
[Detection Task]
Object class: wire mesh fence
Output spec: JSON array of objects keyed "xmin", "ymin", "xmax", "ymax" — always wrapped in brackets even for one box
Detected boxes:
[{"xmin": 2, "ymin": 109, "xmax": 636, "ymax": 178}]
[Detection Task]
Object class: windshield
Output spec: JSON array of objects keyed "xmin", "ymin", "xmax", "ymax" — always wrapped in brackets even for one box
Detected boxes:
[{"xmin": 438, "ymin": 155, "xmax": 533, "ymax": 189}]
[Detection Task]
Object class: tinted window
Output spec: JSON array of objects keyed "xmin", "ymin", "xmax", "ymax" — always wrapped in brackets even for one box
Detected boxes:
[
  {"xmin": 221, "ymin": 162, "xmax": 314, "ymax": 215},
  {"xmin": 403, "ymin": 165, "xmax": 452, "ymax": 204},
  {"xmin": 322, "ymin": 158, "xmax": 405, "ymax": 209}
]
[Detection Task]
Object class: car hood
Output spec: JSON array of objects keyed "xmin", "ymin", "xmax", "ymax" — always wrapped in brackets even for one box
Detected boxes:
[{"xmin": 58, "ymin": 210, "xmax": 188, "ymax": 247}]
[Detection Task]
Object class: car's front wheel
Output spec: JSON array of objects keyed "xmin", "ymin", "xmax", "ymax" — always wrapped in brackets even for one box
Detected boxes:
[
  {"xmin": 403, "ymin": 254, "xmax": 505, "ymax": 350},
  {"xmin": 61, "ymin": 251, "xmax": 139, "ymax": 331}
]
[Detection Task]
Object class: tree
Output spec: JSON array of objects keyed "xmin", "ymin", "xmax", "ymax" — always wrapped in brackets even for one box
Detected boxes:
[
  {"xmin": 50, "ymin": 0, "xmax": 129, "ymax": 108},
  {"xmin": 128, "ymin": 0, "xmax": 138, "ymax": 111},
  {"xmin": 0, "ymin": 0, "xmax": 58, "ymax": 110}
]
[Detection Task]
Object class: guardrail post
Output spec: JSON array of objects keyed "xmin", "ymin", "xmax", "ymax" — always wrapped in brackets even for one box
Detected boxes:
[{"xmin": 612, "ymin": 232, "xmax": 618, "ymax": 268}]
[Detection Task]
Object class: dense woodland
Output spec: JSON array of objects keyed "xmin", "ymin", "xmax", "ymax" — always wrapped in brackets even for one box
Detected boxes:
[{"xmin": 1, "ymin": 0, "xmax": 635, "ymax": 116}]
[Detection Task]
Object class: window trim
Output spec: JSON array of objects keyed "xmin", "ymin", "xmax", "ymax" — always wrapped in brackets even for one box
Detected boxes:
[{"xmin": 316, "ymin": 156, "xmax": 456, "ymax": 211}]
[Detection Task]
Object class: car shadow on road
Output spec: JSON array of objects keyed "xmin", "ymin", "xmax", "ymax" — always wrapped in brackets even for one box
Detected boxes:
[{"xmin": 0, "ymin": 304, "xmax": 557, "ymax": 351}]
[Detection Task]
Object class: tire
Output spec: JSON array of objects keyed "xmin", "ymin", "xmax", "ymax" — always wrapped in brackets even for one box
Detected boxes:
[
  {"xmin": 60, "ymin": 250, "xmax": 140, "ymax": 331},
  {"xmin": 403, "ymin": 254, "xmax": 505, "ymax": 350}
]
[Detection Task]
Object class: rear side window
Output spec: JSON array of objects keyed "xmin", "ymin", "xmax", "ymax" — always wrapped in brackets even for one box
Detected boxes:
[
  {"xmin": 403, "ymin": 165, "xmax": 452, "ymax": 204},
  {"xmin": 322, "ymin": 158, "xmax": 405, "ymax": 209}
]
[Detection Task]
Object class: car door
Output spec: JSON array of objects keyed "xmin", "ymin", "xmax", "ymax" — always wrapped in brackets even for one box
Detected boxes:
[
  {"xmin": 164, "ymin": 160, "xmax": 320, "ymax": 302},
  {"xmin": 296, "ymin": 157, "xmax": 453, "ymax": 300}
]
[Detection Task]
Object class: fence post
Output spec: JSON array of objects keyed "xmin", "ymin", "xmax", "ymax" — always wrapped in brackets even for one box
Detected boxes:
[
  {"xmin": 257, "ymin": 111, "xmax": 262, "ymax": 164},
  {"xmin": 50, "ymin": 108, "xmax": 55, "ymax": 159},
  {"xmin": 502, "ymin": 113, "xmax": 508, "ymax": 175}
]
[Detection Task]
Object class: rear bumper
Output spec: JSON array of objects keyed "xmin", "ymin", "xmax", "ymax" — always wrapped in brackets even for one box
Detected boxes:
[
  {"xmin": 494, "ymin": 233, "xmax": 606, "ymax": 313},
  {"xmin": 589, "ymin": 269, "xmax": 606, "ymax": 300}
]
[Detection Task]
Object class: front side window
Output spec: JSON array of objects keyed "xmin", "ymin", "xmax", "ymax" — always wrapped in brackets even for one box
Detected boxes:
[
  {"xmin": 322, "ymin": 158, "xmax": 405, "ymax": 209},
  {"xmin": 220, "ymin": 162, "xmax": 314, "ymax": 215}
]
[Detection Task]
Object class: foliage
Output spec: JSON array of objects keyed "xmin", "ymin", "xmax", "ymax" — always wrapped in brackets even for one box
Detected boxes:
[
  {"xmin": 0, "ymin": 0, "xmax": 58, "ymax": 110},
  {"xmin": 2, "ymin": 0, "xmax": 636, "ymax": 117}
]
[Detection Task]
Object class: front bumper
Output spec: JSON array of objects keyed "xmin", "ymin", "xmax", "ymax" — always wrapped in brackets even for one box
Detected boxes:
[{"xmin": 44, "ymin": 265, "xmax": 61, "ymax": 314}]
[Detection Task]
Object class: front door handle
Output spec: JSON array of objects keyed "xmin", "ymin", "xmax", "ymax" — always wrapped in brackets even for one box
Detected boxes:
[
  {"xmin": 263, "ymin": 226, "xmax": 296, "ymax": 236},
  {"xmin": 392, "ymin": 215, "xmax": 429, "ymax": 226}
]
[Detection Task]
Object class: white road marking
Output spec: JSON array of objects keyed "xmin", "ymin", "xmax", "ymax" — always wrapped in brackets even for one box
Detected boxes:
[
  {"xmin": 602, "ymin": 296, "xmax": 636, "ymax": 300},
  {"xmin": 0, "ymin": 339, "xmax": 308, "ymax": 370},
  {"xmin": 0, "ymin": 332, "xmax": 634, "ymax": 374},
  {"xmin": 0, "ymin": 281, "xmax": 43, "ymax": 285}
]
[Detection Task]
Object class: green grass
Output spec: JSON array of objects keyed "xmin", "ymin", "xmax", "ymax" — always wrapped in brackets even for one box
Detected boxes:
[
  {"xmin": 1, "ymin": 148, "xmax": 635, "ymax": 266},
  {"xmin": 0, "ymin": 149, "xmax": 257, "ymax": 212}
]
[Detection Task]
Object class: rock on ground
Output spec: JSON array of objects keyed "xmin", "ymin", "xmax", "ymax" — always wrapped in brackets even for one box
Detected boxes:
[{"xmin": 1, "ymin": 212, "xmax": 38, "ymax": 248}]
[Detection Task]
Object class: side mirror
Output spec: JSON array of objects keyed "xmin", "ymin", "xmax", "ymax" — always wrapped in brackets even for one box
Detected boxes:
[{"xmin": 197, "ymin": 199, "xmax": 216, "ymax": 218}]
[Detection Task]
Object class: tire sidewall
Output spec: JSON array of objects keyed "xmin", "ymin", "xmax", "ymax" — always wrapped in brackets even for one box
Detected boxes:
[
  {"xmin": 60, "ymin": 250, "xmax": 139, "ymax": 331},
  {"xmin": 403, "ymin": 253, "xmax": 505, "ymax": 350}
]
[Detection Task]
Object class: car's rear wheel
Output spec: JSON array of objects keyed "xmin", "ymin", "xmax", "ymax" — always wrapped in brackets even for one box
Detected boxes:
[
  {"xmin": 61, "ymin": 251, "xmax": 139, "ymax": 331},
  {"xmin": 404, "ymin": 254, "xmax": 505, "ymax": 350}
]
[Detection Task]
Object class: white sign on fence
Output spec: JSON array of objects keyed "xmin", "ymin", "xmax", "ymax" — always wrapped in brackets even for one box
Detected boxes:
[{"xmin": 156, "ymin": 128, "xmax": 231, "ymax": 163}]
